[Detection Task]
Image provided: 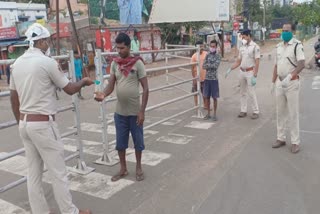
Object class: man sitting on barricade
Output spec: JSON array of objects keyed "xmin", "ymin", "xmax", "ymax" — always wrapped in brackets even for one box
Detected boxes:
[{"xmin": 10, "ymin": 23, "xmax": 92, "ymax": 214}]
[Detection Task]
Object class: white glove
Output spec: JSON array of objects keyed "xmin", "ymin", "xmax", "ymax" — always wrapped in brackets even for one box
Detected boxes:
[
  {"xmin": 270, "ymin": 83, "xmax": 275, "ymax": 95},
  {"xmin": 281, "ymin": 74, "xmax": 292, "ymax": 88}
]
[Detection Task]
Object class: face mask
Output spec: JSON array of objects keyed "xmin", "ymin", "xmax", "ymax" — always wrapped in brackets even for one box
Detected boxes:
[
  {"xmin": 281, "ymin": 31, "xmax": 293, "ymax": 42},
  {"xmin": 209, "ymin": 47, "xmax": 216, "ymax": 53},
  {"xmin": 242, "ymin": 39, "xmax": 247, "ymax": 45}
]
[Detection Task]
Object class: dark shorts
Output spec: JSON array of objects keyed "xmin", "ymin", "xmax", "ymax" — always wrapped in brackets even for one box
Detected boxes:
[
  {"xmin": 114, "ymin": 113, "xmax": 145, "ymax": 151},
  {"xmin": 192, "ymin": 81, "xmax": 204, "ymax": 94},
  {"xmin": 203, "ymin": 79, "xmax": 219, "ymax": 98}
]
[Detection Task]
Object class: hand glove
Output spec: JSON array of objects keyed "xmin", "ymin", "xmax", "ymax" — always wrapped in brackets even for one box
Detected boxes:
[
  {"xmin": 270, "ymin": 83, "xmax": 275, "ymax": 95},
  {"xmin": 225, "ymin": 68, "xmax": 232, "ymax": 78},
  {"xmin": 251, "ymin": 76, "xmax": 257, "ymax": 86},
  {"xmin": 281, "ymin": 74, "xmax": 292, "ymax": 88}
]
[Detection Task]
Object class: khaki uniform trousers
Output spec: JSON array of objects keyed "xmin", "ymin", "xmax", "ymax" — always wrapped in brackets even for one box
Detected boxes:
[
  {"xmin": 275, "ymin": 79, "xmax": 300, "ymax": 145},
  {"xmin": 239, "ymin": 70, "xmax": 259, "ymax": 114},
  {"xmin": 19, "ymin": 115, "xmax": 79, "ymax": 214}
]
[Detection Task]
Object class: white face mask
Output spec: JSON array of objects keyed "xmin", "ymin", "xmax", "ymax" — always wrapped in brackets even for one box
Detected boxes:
[
  {"xmin": 242, "ymin": 39, "xmax": 247, "ymax": 45},
  {"xmin": 45, "ymin": 47, "xmax": 51, "ymax": 57}
]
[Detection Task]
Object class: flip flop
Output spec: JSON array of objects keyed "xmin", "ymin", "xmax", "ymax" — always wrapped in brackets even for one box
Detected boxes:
[
  {"xmin": 136, "ymin": 171, "xmax": 144, "ymax": 181},
  {"xmin": 203, "ymin": 114, "xmax": 211, "ymax": 120},
  {"xmin": 212, "ymin": 116, "xmax": 218, "ymax": 121},
  {"xmin": 111, "ymin": 171, "xmax": 128, "ymax": 182}
]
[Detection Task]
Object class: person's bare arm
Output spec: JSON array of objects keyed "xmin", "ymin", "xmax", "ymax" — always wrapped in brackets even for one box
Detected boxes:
[
  {"xmin": 231, "ymin": 58, "xmax": 241, "ymax": 70},
  {"xmin": 10, "ymin": 90, "xmax": 20, "ymax": 123},
  {"xmin": 94, "ymin": 74, "xmax": 116, "ymax": 101},
  {"xmin": 137, "ymin": 77, "xmax": 149, "ymax": 126},
  {"xmin": 63, "ymin": 77, "xmax": 93, "ymax": 95},
  {"xmin": 272, "ymin": 65, "xmax": 278, "ymax": 83},
  {"xmin": 253, "ymin": 58, "xmax": 260, "ymax": 77},
  {"xmin": 291, "ymin": 60, "xmax": 305, "ymax": 79}
]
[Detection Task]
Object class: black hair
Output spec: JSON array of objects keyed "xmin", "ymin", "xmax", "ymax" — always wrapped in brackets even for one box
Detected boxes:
[
  {"xmin": 74, "ymin": 50, "xmax": 79, "ymax": 55},
  {"xmin": 283, "ymin": 22, "xmax": 295, "ymax": 31},
  {"xmin": 115, "ymin": 33, "xmax": 131, "ymax": 47},
  {"xmin": 210, "ymin": 40, "xmax": 218, "ymax": 46},
  {"xmin": 195, "ymin": 41, "xmax": 204, "ymax": 46},
  {"xmin": 241, "ymin": 30, "xmax": 251, "ymax": 37}
]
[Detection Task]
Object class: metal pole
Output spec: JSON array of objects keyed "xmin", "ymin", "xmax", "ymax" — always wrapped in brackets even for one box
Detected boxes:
[
  {"xmin": 165, "ymin": 43, "xmax": 169, "ymax": 85},
  {"xmin": 56, "ymin": 0, "xmax": 60, "ymax": 55},
  {"xmin": 196, "ymin": 45, "xmax": 203, "ymax": 118},
  {"xmin": 94, "ymin": 49, "xmax": 118, "ymax": 166},
  {"xmin": 66, "ymin": 0, "xmax": 82, "ymax": 58},
  {"xmin": 68, "ymin": 50, "xmax": 95, "ymax": 175},
  {"xmin": 151, "ymin": 24, "xmax": 156, "ymax": 62}
]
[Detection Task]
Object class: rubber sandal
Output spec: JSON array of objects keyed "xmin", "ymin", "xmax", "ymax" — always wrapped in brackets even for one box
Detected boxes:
[
  {"xmin": 111, "ymin": 171, "xmax": 128, "ymax": 182},
  {"xmin": 136, "ymin": 172, "xmax": 144, "ymax": 181},
  {"xmin": 203, "ymin": 114, "xmax": 211, "ymax": 120},
  {"xmin": 212, "ymin": 116, "xmax": 218, "ymax": 121}
]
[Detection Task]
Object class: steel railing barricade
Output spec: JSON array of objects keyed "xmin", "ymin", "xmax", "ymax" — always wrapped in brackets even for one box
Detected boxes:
[
  {"xmin": 93, "ymin": 45, "xmax": 203, "ymax": 167},
  {"xmin": 93, "ymin": 49, "xmax": 119, "ymax": 166},
  {"xmin": 0, "ymin": 53, "xmax": 94, "ymax": 193}
]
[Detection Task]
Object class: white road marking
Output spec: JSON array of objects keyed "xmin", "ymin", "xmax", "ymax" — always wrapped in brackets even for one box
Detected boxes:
[
  {"xmin": 77, "ymin": 123, "xmax": 159, "ymax": 137},
  {"xmin": 0, "ymin": 199, "xmax": 30, "ymax": 214},
  {"xmin": 184, "ymin": 121, "xmax": 215, "ymax": 130},
  {"xmin": 62, "ymin": 138, "xmax": 101, "ymax": 146},
  {"xmin": 312, "ymin": 76, "xmax": 320, "ymax": 90},
  {"xmin": 156, "ymin": 133, "xmax": 193, "ymax": 145},
  {"xmin": 161, "ymin": 119, "xmax": 182, "ymax": 126},
  {"xmin": 116, "ymin": 149, "xmax": 171, "ymax": 166},
  {"xmin": 0, "ymin": 155, "xmax": 134, "ymax": 200}
]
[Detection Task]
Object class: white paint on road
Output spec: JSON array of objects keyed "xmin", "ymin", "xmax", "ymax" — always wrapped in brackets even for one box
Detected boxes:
[
  {"xmin": 184, "ymin": 121, "xmax": 215, "ymax": 130},
  {"xmin": 116, "ymin": 148, "xmax": 171, "ymax": 166},
  {"xmin": 161, "ymin": 119, "xmax": 182, "ymax": 126},
  {"xmin": 76, "ymin": 122, "xmax": 159, "ymax": 137},
  {"xmin": 0, "ymin": 155, "xmax": 134, "ymax": 200},
  {"xmin": 312, "ymin": 76, "xmax": 320, "ymax": 90},
  {"xmin": 62, "ymin": 138, "xmax": 101, "ymax": 146},
  {"xmin": 156, "ymin": 133, "xmax": 193, "ymax": 145},
  {"xmin": 0, "ymin": 199, "xmax": 30, "ymax": 214}
]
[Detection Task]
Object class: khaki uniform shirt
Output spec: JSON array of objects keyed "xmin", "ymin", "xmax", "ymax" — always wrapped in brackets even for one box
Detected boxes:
[
  {"xmin": 239, "ymin": 41, "xmax": 260, "ymax": 69},
  {"xmin": 275, "ymin": 38, "xmax": 305, "ymax": 78},
  {"xmin": 10, "ymin": 48, "xmax": 69, "ymax": 115},
  {"xmin": 111, "ymin": 59, "xmax": 146, "ymax": 116}
]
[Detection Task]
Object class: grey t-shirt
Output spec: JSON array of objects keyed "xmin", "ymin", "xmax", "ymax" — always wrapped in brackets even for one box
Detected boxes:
[{"xmin": 111, "ymin": 59, "xmax": 146, "ymax": 116}]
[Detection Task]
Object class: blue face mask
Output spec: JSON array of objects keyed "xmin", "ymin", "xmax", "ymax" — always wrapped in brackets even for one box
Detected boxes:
[{"xmin": 281, "ymin": 31, "xmax": 293, "ymax": 42}]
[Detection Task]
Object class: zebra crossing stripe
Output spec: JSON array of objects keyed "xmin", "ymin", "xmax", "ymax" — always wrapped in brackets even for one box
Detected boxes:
[
  {"xmin": 62, "ymin": 139, "xmax": 170, "ymax": 166},
  {"xmin": 0, "ymin": 155, "xmax": 134, "ymax": 200},
  {"xmin": 312, "ymin": 76, "xmax": 320, "ymax": 90},
  {"xmin": 0, "ymin": 199, "xmax": 30, "ymax": 214}
]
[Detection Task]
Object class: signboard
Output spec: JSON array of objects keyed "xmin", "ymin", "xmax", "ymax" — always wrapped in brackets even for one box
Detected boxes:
[
  {"xmin": 17, "ymin": 21, "xmax": 35, "ymax": 36},
  {"xmin": 0, "ymin": 27, "xmax": 18, "ymax": 40},
  {"xmin": 149, "ymin": 0, "xmax": 229, "ymax": 23},
  {"xmin": 49, "ymin": 23, "xmax": 71, "ymax": 38},
  {"xmin": 88, "ymin": 0, "xmax": 153, "ymax": 27},
  {"xmin": 0, "ymin": 15, "xmax": 2, "ymax": 28}
]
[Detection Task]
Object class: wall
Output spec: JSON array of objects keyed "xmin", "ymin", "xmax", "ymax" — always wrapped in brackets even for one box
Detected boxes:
[{"xmin": 49, "ymin": 0, "xmax": 88, "ymax": 13}]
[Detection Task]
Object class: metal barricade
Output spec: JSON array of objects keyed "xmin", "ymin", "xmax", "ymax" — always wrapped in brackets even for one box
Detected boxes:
[
  {"xmin": 93, "ymin": 45, "xmax": 203, "ymax": 166},
  {"xmin": 0, "ymin": 51, "xmax": 94, "ymax": 193}
]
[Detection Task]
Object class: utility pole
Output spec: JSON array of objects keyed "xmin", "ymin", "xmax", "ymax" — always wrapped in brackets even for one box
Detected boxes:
[
  {"xmin": 66, "ymin": 0, "xmax": 82, "ymax": 57},
  {"xmin": 56, "ymin": 0, "xmax": 60, "ymax": 55},
  {"xmin": 243, "ymin": 0, "xmax": 249, "ymax": 30}
]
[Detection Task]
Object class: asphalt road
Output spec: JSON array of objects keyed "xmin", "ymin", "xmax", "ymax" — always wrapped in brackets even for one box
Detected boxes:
[{"xmin": 0, "ymin": 37, "xmax": 320, "ymax": 214}]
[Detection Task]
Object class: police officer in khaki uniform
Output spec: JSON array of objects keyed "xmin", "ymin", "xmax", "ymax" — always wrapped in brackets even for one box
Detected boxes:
[
  {"xmin": 271, "ymin": 23, "xmax": 305, "ymax": 154},
  {"xmin": 10, "ymin": 23, "xmax": 92, "ymax": 214},
  {"xmin": 227, "ymin": 30, "xmax": 260, "ymax": 119}
]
